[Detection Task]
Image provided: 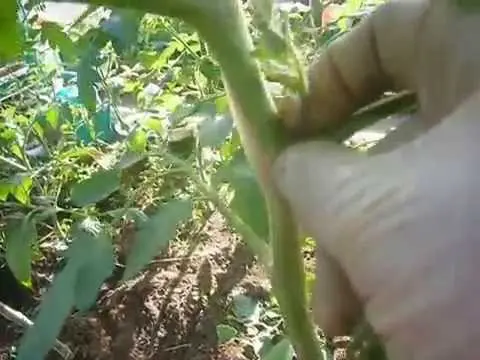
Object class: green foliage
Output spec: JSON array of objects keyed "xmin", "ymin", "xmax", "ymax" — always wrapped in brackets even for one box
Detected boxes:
[
  {"xmin": 216, "ymin": 324, "xmax": 238, "ymax": 344},
  {"xmin": 16, "ymin": 220, "xmax": 114, "ymax": 360},
  {"xmin": 263, "ymin": 338, "xmax": 294, "ymax": 360},
  {"xmin": 123, "ymin": 199, "xmax": 193, "ymax": 280},
  {"xmin": 0, "ymin": 0, "xmax": 22, "ymax": 61},
  {"xmin": 70, "ymin": 169, "xmax": 122, "ymax": 206},
  {"xmin": 40, "ymin": 21, "xmax": 78, "ymax": 63},
  {"xmin": 6, "ymin": 215, "xmax": 36, "ymax": 285}
]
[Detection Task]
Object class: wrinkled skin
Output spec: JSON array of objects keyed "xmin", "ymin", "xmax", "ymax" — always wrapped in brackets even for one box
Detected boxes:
[{"xmin": 274, "ymin": 1, "xmax": 480, "ymax": 359}]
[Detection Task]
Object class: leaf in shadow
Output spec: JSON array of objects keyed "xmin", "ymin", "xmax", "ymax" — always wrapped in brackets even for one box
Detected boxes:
[{"xmin": 123, "ymin": 199, "xmax": 193, "ymax": 280}]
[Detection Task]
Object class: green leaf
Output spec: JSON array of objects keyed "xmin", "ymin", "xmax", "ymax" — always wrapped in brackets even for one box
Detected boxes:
[
  {"xmin": 45, "ymin": 106, "xmax": 60, "ymax": 129},
  {"xmin": 0, "ymin": 182, "xmax": 11, "ymax": 201},
  {"xmin": 456, "ymin": 0, "xmax": 480, "ymax": 10},
  {"xmin": 77, "ymin": 59, "xmax": 99, "ymax": 113},
  {"xmin": 262, "ymin": 338, "xmax": 294, "ymax": 360},
  {"xmin": 71, "ymin": 169, "xmax": 121, "ymax": 207},
  {"xmin": 198, "ymin": 115, "xmax": 233, "ymax": 148},
  {"xmin": 215, "ymin": 154, "xmax": 269, "ymax": 239},
  {"xmin": 41, "ymin": 21, "xmax": 78, "ymax": 63},
  {"xmin": 5, "ymin": 217, "xmax": 36, "ymax": 285},
  {"xmin": 0, "ymin": 0, "xmax": 22, "ymax": 61},
  {"xmin": 10, "ymin": 175, "xmax": 33, "ymax": 205},
  {"xmin": 107, "ymin": 207, "xmax": 148, "ymax": 223},
  {"xmin": 68, "ymin": 222, "xmax": 115, "ymax": 311},
  {"xmin": 123, "ymin": 199, "xmax": 193, "ymax": 280},
  {"xmin": 199, "ymin": 57, "xmax": 221, "ymax": 81},
  {"xmin": 128, "ymin": 129, "xmax": 148, "ymax": 153},
  {"xmin": 216, "ymin": 324, "xmax": 238, "ymax": 344},
  {"xmin": 16, "ymin": 263, "xmax": 77, "ymax": 360}
]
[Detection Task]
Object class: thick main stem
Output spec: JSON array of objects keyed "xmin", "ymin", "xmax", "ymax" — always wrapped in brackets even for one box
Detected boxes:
[{"xmin": 189, "ymin": 5, "xmax": 324, "ymax": 360}]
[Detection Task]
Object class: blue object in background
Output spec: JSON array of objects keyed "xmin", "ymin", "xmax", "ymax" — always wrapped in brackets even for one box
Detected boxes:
[{"xmin": 54, "ymin": 83, "xmax": 118, "ymax": 145}]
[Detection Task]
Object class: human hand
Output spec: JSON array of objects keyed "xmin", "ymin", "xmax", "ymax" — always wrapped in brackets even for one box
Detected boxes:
[
  {"xmin": 274, "ymin": 1, "xmax": 480, "ymax": 359},
  {"xmin": 279, "ymin": 0, "xmax": 480, "ymax": 136}
]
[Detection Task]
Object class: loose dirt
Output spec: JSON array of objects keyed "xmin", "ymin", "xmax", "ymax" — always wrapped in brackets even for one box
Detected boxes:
[{"xmin": 0, "ymin": 213, "xmax": 270, "ymax": 360}]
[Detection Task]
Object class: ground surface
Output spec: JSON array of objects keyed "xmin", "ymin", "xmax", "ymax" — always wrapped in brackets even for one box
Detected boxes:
[{"xmin": 0, "ymin": 213, "xmax": 271, "ymax": 360}]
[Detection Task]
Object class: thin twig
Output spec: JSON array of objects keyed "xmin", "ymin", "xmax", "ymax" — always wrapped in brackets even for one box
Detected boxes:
[{"xmin": 0, "ymin": 301, "xmax": 74, "ymax": 360}]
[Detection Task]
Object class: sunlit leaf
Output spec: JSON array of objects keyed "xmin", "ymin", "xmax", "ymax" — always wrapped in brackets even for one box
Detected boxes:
[
  {"xmin": 123, "ymin": 199, "xmax": 192, "ymax": 280},
  {"xmin": 262, "ymin": 338, "xmax": 294, "ymax": 360},
  {"xmin": 0, "ymin": 0, "xmax": 22, "ymax": 61},
  {"xmin": 71, "ymin": 169, "xmax": 122, "ymax": 207},
  {"xmin": 128, "ymin": 129, "xmax": 148, "ymax": 153},
  {"xmin": 10, "ymin": 175, "xmax": 33, "ymax": 205},
  {"xmin": 45, "ymin": 106, "xmax": 60, "ymax": 129},
  {"xmin": 5, "ymin": 217, "xmax": 36, "ymax": 285},
  {"xmin": 216, "ymin": 324, "xmax": 238, "ymax": 344},
  {"xmin": 0, "ymin": 182, "xmax": 11, "ymax": 201},
  {"xmin": 41, "ymin": 21, "xmax": 78, "ymax": 63},
  {"xmin": 68, "ymin": 222, "xmax": 115, "ymax": 311}
]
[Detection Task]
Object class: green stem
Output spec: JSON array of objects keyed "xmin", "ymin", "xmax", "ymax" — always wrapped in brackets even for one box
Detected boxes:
[{"xmin": 52, "ymin": 0, "xmax": 324, "ymax": 358}]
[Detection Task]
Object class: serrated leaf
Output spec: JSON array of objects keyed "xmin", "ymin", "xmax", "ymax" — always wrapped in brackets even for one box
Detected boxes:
[
  {"xmin": 6, "ymin": 217, "xmax": 36, "ymax": 284},
  {"xmin": 262, "ymin": 339, "xmax": 294, "ymax": 360},
  {"xmin": 68, "ymin": 223, "xmax": 115, "ymax": 311},
  {"xmin": 198, "ymin": 115, "xmax": 233, "ymax": 148},
  {"xmin": 16, "ymin": 263, "xmax": 77, "ymax": 360},
  {"xmin": 41, "ymin": 21, "xmax": 78, "ymax": 63},
  {"xmin": 123, "ymin": 199, "xmax": 193, "ymax": 280},
  {"xmin": 71, "ymin": 169, "xmax": 121, "ymax": 207},
  {"xmin": 216, "ymin": 324, "xmax": 238, "ymax": 344},
  {"xmin": 0, "ymin": 0, "xmax": 22, "ymax": 61}
]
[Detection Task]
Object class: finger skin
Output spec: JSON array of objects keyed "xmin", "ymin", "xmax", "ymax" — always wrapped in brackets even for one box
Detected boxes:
[
  {"xmin": 313, "ymin": 246, "xmax": 362, "ymax": 337},
  {"xmin": 294, "ymin": 0, "xmax": 429, "ymax": 135},
  {"xmin": 274, "ymin": 91, "xmax": 480, "ymax": 359}
]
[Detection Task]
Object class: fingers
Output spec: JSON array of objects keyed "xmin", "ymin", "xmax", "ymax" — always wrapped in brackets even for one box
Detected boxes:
[
  {"xmin": 289, "ymin": 0, "xmax": 429, "ymax": 136},
  {"xmin": 313, "ymin": 246, "xmax": 362, "ymax": 337},
  {"xmin": 273, "ymin": 142, "xmax": 368, "ymax": 335}
]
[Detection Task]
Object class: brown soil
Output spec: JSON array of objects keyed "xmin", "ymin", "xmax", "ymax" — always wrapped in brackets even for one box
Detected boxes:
[{"xmin": 0, "ymin": 213, "xmax": 270, "ymax": 360}]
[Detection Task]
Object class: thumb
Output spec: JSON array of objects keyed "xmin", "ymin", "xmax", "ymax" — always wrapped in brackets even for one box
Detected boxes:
[
  {"xmin": 273, "ymin": 141, "xmax": 369, "ymax": 243},
  {"xmin": 273, "ymin": 142, "xmax": 368, "ymax": 336}
]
